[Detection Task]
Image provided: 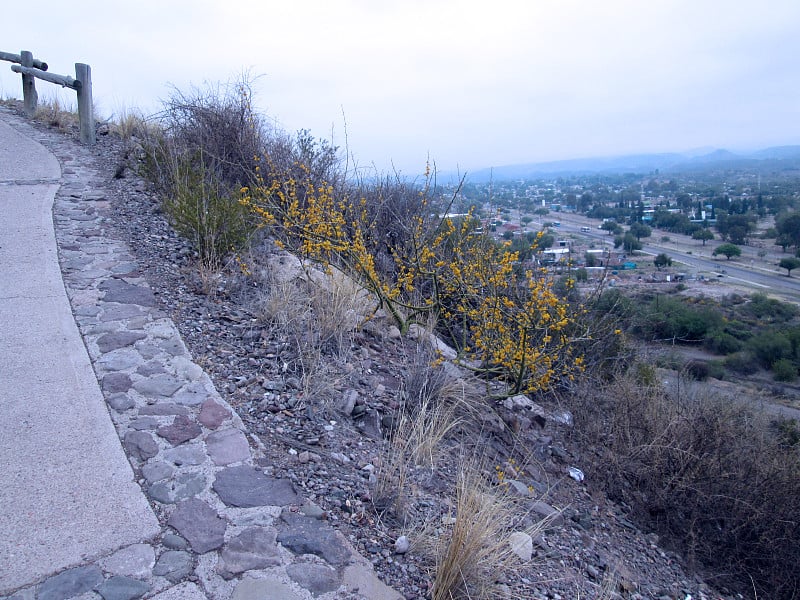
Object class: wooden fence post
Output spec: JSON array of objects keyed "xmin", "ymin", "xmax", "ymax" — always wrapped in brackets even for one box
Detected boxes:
[
  {"xmin": 74, "ymin": 63, "xmax": 94, "ymax": 146},
  {"xmin": 20, "ymin": 50, "xmax": 38, "ymax": 117}
]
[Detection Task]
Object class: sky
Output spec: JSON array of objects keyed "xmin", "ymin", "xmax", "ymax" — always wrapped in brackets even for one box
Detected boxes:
[{"xmin": 1, "ymin": 0, "xmax": 799, "ymax": 176}]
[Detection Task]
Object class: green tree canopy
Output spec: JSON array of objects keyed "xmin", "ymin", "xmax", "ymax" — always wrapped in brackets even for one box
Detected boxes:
[
  {"xmin": 692, "ymin": 229, "xmax": 714, "ymax": 246},
  {"xmin": 601, "ymin": 221, "xmax": 622, "ymax": 235},
  {"xmin": 776, "ymin": 212, "xmax": 800, "ymax": 250},
  {"xmin": 779, "ymin": 257, "xmax": 800, "ymax": 277},
  {"xmin": 614, "ymin": 233, "xmax": 642, "ymax": 253},
  {"xmin": 629, "ymin": 222, "xmax": 652, "ymax": 241},
  {"xmin": 716, "ymin": 213, "xmax": 755, "ymax": 245},
  {"xmin": 713, "ymin": 243, "xmax": 742, "ymax": 260},
  {"xmin": 654, "ymin": 253, "xmax": 672, "ymax": 270}
]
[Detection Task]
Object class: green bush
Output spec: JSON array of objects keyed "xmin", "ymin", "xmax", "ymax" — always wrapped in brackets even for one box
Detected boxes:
[
  {"xmin": 740, "ymin": 293, "xmax": 798, "ymax": 323},
  {"xmin": 747, "ymin": 331, "xmax": 792, "ymax": 370},
  {"xmin": 704, "ymin": 330, "xmax": 742, "ymax": 355},
  {"xmin": 772, "ymin": 358, "xmax": 797, "ymax": 382},
  {"xmin": 636, "ymin": 296, "xmax": 722, "ymax": 343},
  {"xmin": 162, "ymin": 156, "xmax": 254, "ymax": 268},
  {"xmin": 723, "ymin": 351, "xmax": 760, "ymax": 375}
]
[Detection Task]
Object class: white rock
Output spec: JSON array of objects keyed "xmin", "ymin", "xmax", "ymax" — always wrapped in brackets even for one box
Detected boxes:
[
  {"xmin": 394, "ymin": 535, "xmax": 410, "ymax": 554},
  {"xmin": 509, "ymin": 531, "xmax": 533, "ymax": 562}
]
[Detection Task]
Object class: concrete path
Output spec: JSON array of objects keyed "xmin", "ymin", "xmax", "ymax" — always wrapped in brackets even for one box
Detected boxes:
[{"xmin": 0, "ymin": 117, "xmax": 160, "ymax": 592}]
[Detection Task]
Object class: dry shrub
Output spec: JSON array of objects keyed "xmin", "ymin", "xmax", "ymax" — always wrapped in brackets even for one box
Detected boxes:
[
  {"xmin": 569, "ymin": 369, "xmax": 800, "ymax": 599},
  {"xmin": 306, "ymin": 266, "xmax": 372, "ymax": 357},
  {"xmin": 154, "ymin": 77, "xmax": 266, "ymax": 190}
]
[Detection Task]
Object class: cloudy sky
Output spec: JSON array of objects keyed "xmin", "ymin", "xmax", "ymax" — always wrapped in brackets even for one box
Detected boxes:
[{"xmin": 1, "ymin": 1, "xmax": 798, "ymax": 175}]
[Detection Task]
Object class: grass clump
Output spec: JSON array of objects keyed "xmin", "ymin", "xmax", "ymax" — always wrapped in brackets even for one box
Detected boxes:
[{"xmin": 430, "ymin": 464, "xmax": 513, "ymax": 600}]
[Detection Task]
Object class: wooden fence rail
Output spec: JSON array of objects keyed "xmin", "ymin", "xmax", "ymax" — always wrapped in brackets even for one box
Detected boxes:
[{"xmin": 1, "ymin": 49, "xmax": 94, "ymax": 145}]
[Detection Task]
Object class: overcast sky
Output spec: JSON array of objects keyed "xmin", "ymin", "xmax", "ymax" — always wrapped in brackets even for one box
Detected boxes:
[{"xmin": 2, "ymin": 1, "xmax": 799, "ymax": 175}]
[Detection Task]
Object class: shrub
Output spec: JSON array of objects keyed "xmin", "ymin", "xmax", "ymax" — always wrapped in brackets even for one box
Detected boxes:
[
  {"xmin": 569, "ymin": 375, "xmax": 800, "ymax": 598},
  {"xmin": 635, "ymin": 296, "xmax": 721, "ymax": 343},
  {"xmin": 683, "ymin": 360, "xmax": 710, "ymax": 380},
  {"xmin": 747, "ymin": 331, "xmax": 792, "ymax": 369},
  {"xmin": 740, "ymin": 293, "xmax": 798, "ymax": 323},
  {"xmin": 155, "ymin": 78, "xmax": 266, "ymax": 189},
  {"xmin": 723, "ymin": 351, "xmax": 760, "ymax": 375},
  {"xmin": 772, "ymin": 358, "xmax": 797, "ymax": 382},
  {"xmin": 160, "ymin": 155, "xmax": 254, "ymax": 268},
  {"xmin": 242, "ymin": 168, "xmax": 583, "ymax": 397},
  {"xmin": 703, "ymin": 330, "xmax": 742, "ymax": 355}
]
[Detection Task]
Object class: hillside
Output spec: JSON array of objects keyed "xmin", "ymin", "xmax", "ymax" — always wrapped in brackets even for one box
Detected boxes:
[
  {"xmin": 103, "ymin": 142, "xmax": 738, "ymax": 600},
  {"xmin": 11, "ymin": 94, "xmax": 797, "ymax": 598}
]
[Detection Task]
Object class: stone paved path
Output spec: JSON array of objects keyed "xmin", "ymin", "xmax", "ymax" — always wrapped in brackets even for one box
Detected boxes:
[{"xmin": 0, "ymin": 107, "xmax": 402, "ymax": 600}]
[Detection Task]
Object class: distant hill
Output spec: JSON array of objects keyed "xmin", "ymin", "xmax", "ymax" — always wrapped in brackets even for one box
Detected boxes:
[{"xmin": 448, "ymin": 145, "xmax": 800, "ymax": 183}]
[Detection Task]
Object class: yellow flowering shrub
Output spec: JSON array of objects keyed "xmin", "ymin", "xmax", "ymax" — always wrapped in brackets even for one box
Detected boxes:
[{"xmin": 241, "ymin": 165, "xmax": 582, "ymax": 396}]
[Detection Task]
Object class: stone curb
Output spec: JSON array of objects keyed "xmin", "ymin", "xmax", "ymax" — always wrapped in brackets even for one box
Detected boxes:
[{"xmin": 0, "ymin": 108, "xmax": 403, "ymax": 600}]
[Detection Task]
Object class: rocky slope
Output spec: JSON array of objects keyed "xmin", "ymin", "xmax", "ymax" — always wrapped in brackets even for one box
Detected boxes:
[{"xmin": 51, "ymin": 115, "xmax": 742, "ymax": 599}]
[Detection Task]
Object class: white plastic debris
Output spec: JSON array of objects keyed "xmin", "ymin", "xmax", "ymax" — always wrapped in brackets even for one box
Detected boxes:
[
  {"xmin": 568, "ymin": 467, "xmax": 585, "ymax": 482},
  {"xmin": 552, "ymin": 410, "xmax": 574, "ymax": 426}
]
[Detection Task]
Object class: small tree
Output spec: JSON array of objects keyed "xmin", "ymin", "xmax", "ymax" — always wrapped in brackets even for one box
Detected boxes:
[
  {"xmin": 692, "ymin": 229, "xmax": 714, "ymax": 246},
  {"xmin": 654, "ymin": 253, "xmax": 672, "ymax": 270},
  {"xmin": 779, "ymin": 257, "xmax": 800, "ymax": 277},
  {"xmin": 601, "ymin": 221, "xmax": 621, "ymax": 235},
  {"xmin": 629, "ymin": 222, "xmax": 652, "ymax": 241},
  {"xmin": 713, "ymin": 243, "xmax": 742, "ymax": 260},
  {"xmin": 614, "ymin": 233, "xmax": 642, "ymax": 253}
]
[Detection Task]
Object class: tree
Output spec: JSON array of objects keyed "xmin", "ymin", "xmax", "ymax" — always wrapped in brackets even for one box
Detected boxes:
[
  {"xmin": 615, "ymin": 233, "xmax": 642, "ymax": 253},
  {"xmin": 601, "ymin": 221, "xmax": 619, "ymax": 235},
  {"xmin": 713, "ymin": 243, "xmax": 742, "ymax": 260},
  {"xmin": 716, "ymin": 213, "xmax": 755, "ymax": 245},
  {"xmin": 629, "ymin": 222, "xmax": 652, "ymax": 241},
  {"xmin": 692, "ymin": 229, "xmax": 714, "ymax": 246},
  {"xmin": 776, "ymin": 212, "xmax": 800, "ymax": 250},
  {"xmin": 654, "ymin": 253, "xmax": 672, "ymax": 270},
  {"xmin": 779, "ymin": 257, "xmax": 800, "ymax": 277}
]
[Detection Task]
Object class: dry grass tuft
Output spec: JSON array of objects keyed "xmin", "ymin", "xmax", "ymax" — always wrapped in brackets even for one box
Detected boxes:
[
  {"xmin": 423, "ymin": 459, "xmax": 552, "ymax": 600},
  {"xmin": 110, "ymin": 107, "xmax": 158, "ymax": 141},
  {"xmin": 373, "ymin": 346, "xmax": 486, "ymax": 519},
  {"xmin": 431, "ymin": 464, "xmax": 511, "ymax": 599},
  {"xmin": 33, "ymin": 96, "xmax": 80, "ymax": 132}
]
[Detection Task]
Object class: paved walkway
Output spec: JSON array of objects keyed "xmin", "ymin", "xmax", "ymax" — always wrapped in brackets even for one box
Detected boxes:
[
  {"xmin": 0, "ymin": 117, "xmax": 159, "ymax": 591},
  {"xmin": 0, "ymin": 108, "xmax": 402, "ymax": 600}
]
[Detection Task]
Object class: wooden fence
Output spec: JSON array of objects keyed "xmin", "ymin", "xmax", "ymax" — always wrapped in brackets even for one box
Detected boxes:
[{"xmin": 0, "ymin": 49, "xmax": 94, "ymax": 145}]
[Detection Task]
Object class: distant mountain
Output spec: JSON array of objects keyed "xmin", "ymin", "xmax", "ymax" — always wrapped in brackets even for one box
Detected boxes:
[{"xmin": 449, "ymin": 145, "xmax": 800, "ymax": 183}]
